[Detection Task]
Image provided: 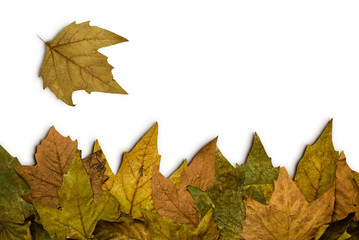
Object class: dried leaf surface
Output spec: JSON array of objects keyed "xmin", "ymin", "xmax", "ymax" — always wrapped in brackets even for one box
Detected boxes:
[
  {"xmin": 0, "ymin": 146, "xmax": 33, "ymax": 240},
  {"xmin": 152, "ymin": 138, "xmax": 217, "ymax": 230},
  {"xmin": 241, "ymin": 133, "xmax": 279, "ymax": 204},
  {"xmin": 101, "ymin": 123, "xmax": 161, "ymax": 220},
  {"xmin": 332, "ymin": 152, "xmax": 359, "ymax": 222},
  {"xmin": 241, "ymin": 167, "xmax": 334, "ymax": 240},
  {"xmin": 15, "ymin": 126, "xmax": 78, "ymax": 208},
  {"xmin": 93, "ymin": 217, "xmax": 151, "ymax": 240},
  {"xmin": 143, "ymin": 208, "xmax": 219, "ymax": 240},
  {"xmin": 34, "ymin": 153, "xmax": 120, "ymax": 240},
  {"xmin": 39, "ymin": 21, "xmax": 128, "ymax": 105},
  {"xmin": 188, "ymin": 148, "xmax": 245, "ymax": 239},
  {"xmin": 294, "ymin": 120, "xmax": 339, "ymax": 202}
]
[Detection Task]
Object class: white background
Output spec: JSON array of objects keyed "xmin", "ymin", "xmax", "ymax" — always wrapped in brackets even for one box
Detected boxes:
[{"xmin": 0, "ymin": 0, "xmax": 358, "ymax": 178}]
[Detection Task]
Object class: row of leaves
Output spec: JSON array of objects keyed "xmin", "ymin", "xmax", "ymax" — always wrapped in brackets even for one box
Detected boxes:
[{"xmin": 1, "ymin": 120, "xmax": 359, "ymax": 239}]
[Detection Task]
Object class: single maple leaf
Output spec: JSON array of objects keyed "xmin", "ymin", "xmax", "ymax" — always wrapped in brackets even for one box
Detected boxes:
[
  {"xmin": 152, "ymin": 138, "xmax": 217, "ymax": 230},
  {"xmin": 98, "ymin": 123, "xmax": 161, "ymax": 220},
  {"xmin": 241, "ymin": 167, "xmax": 334, "ymax": 240},
  {"xmin": 294, "ymin": 119, "xmax": 339, "ymax": 202},
  {"xmin": 188, "ymin": 148, "xmax": 245, "ymax": 240},
  {"xmin": 332, "ymin": 152, "xmax": 359, "ymax": 222},
  {"xmin": 142, "ymin": 208, "xmax": 219, "ymax": 240},
  {"xmin": 93, "ymin": 216, "xmax": 151, "ymax": 240},
  {"xmin": 15, "ymin": 126, "xmax": 78, "ymax": 208},
  {"xmin": 15, "ymin": 126, "xmax": 108, "ymax": 208},
  {"xmin": 34, "ymin": 153, "xmax": 121, "ymax": 240},
  {"xmin": 0, "ymin": 146, "xmax": 33, "ymax": 240},
  {"xmin": 240, "ymin": 133, "xmax": 279, "ymax": 205},
  {"xmin": 39, "ymin": 21, "xmax": 128, "ymax": 106}
]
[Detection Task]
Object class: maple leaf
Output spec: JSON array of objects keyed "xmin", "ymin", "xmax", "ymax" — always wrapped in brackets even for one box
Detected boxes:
[
  {"xmin": 98, "ymin": 123, "xmax": 161, "ymax": 220},
  {"xmin": 240, "ymin": 133, "xmax": 279, "ymax": 205},
  {"xmin": 294, "ymin": 119, "xmax": 339, "ymax": 202},
  {"xmin": 39, "ymin": 21, "xmax": 128, "ymax": 106},
  {"xmin": 332, "ymin": 152, "xmax": 359, "ymax": 222},
  {"xmin": 34, "ymin": 153, "xmax": 121, "ymax": 240},
  {"xmin": 143, "ymin": 208, "xmax": 219, "ymax": 240},
  {"xmin": 152, "ymin": 138, "xmax": 217, "ymax": 230},
  {"xmin": 93, "ymin": 216, "xmax": 151, "ymax": 240},
  {"xmin": 0, "ymin": 146, "xmax": 33, "ymax": 240},
  {"xmin": 188, "ymin": 148, "xmax": 245, "ymax": 240},
  {"xmin": 241, "ymin": 167, "xmax": 334, "ymax": 240},
  {"xmin": 15, "ymin": 126, "xmax": 108, "ymax": 208}
]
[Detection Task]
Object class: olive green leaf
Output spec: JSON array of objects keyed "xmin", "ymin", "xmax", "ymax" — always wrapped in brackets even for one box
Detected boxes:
[
  {"xmin": 188, "ymin": 148, "xmax": 245, "ymax": 240},
  {"xmin": 0, "ymin": 146, "xmax": 33, "ymax": 240},
  {"xmin": 39, "ymin": 21, "xmax": 128, "ymax": 106},
  {"xmin": 143, "ymin": 208, "xmax": 219, "ymax": 240},
  {"xmin": 34, "ymin": 153, "xmax": 121, "ymax": 240},
  {"xmin": 294, "ymin": 119, "xmax": 339, "ymax": 202},
  {"xmin": 317, "ymin": 213, "xmax": 354, "ymax": 240},
  {"xmin": 240, "ymin": 133, "xmax": 279, "ymax": 204},
  {"xmin": 30, "ymin": 221, "xmax": 55, "ymax": 240}
]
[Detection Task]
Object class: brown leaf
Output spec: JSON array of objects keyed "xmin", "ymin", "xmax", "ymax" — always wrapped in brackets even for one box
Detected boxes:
[
  {"xmin": 241, "ymin": 167, "xmax": 334, "ymax": 240},
  {"xmin": 15, "ymin": 127, "xmax": 109, "ymax": 208},
  {"xmin": 82, "ymin": 150, "xmax": 109, "ymax": 199},
  {"xmin": 332, "ymin": 151, "xmax": 359, "ymax": 221},
  {"xmin": 152, "ymin": 137, "xmax": 217, "ymax": 230},
  {"xmin": 15, "ymin": 126, "xmax": 78, "ymax": 208}
]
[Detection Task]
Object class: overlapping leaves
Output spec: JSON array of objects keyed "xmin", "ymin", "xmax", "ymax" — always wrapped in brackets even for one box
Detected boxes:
[{"xmin": 1, "ymin": 120, "xmax": 359, "ymax": 239}]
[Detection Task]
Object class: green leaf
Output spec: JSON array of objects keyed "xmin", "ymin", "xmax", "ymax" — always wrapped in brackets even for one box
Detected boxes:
[
  {"xmin": 294, "ymin": 119, "xmax": 339, "ymax": 202},
  {"xmin": 0, "ymin": 146, "xmax": 33, "ymax": 240},
  {"xmin": 34, "ymin": 153, "xmax": 121, "ymax": 239},
  {"xmin": 318, "ymin": 213, "xmax": 354, "ymax": 240},
  {"xmin": 188, "ymin": 149, "xmax": 245, "ymax": 240},
  {"xmin": 241, "ymin": 133, "xmax": 279, "ymax": 204}
]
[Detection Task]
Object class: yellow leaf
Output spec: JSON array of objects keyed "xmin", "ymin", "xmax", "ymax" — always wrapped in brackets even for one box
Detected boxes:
[
  {"xmin": 99, "ymin": 123, "xmax": 161, "ymax": 220},
  {"xmin": 39, "ymin": 21, "xmax": 128, "ymax": 106},
  {"xmin": 294, "ymin": 119, "xmax": 339, "ymax": 202}
]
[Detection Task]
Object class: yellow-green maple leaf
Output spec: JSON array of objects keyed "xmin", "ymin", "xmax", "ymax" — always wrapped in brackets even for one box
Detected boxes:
[
  {"xmin": 39, "ymin": 21, "xmax": 128, "ymax": 106},
  {"xmin": 97, "ymin": 123, "xmax": 161, "ymax": 220},
  {"xmin": 294, "ymin": 119, "xmax": 339, "ymax": 202},
  {"xmin": 34, "ymin": 153, "xmax": 121, "ymax": 240},
  {"xmin": 0, "ymin": 146, "xmax": 33, "ymax": 240}
]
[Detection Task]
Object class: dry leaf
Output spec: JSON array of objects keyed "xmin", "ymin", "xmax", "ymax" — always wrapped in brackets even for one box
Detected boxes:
[
  {"xmin": 93, "ymin": 217, "xmax": 151, "ymax": 240},
  {"xmin": 34, "ymin": 153, "xmax": 121, "ymax": 240},
  {"xmin": 188, "ymin": 148, "xmax": 245, "ymax": 239},
  {"xmin": 0, "ymin": 146, "xmax": 33, "ymax": 240},
  {"xmin": 15, "ymin": 126, "xmax": 107, "ymax": 208},
  {"xmin": 15, "ymin": 126, "xmax": 78, "ymax": 208},
  {"xmin": 294, "ymin": 119, "xmax": 339, "ymax": 202},
  {"xmin": 241, "ymin": 167, "xmax": 334, "ymax": 240},
  {"xmin": 152, "ymin": 138, "xmax": 217, "ymax": 230},
  {"xmin": 143, "ymin": 208, "xmax": 219, "ymax": 240},
  {"xmin": 241, "ymin": 133, "xmax": 279, "ymax": 205},
  {"xmin": 100, "ymin": 123, "xmax": 161, "ymax": 220},
  {"xmin": 39, "ymin": 21, "xmax": 128, "ymax": 106}
]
